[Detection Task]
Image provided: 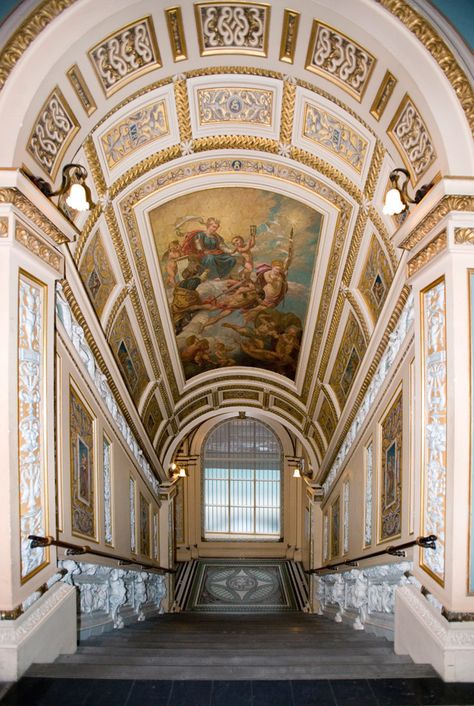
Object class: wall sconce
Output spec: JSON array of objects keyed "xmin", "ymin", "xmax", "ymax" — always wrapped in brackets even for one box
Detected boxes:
[
  {"xmin": 170, "ymin": 462, "xmax": 187, "ymax": 479},
  {"xmin": 383, "ymin": 168, "xmax": 433, "ymax": 216},
  {"xmin": 30, "ymin": 163, "xmax": 95, "ymax": 212},
  {"xmin": 293, "ymin": 458, "xmax": 312, "ymax": 479}
]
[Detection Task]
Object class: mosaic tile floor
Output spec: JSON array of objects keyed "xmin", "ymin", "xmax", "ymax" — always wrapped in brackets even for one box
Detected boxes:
[{"xmin": 185, "ymin": 559, "xmax": 300, "ymax": 613}]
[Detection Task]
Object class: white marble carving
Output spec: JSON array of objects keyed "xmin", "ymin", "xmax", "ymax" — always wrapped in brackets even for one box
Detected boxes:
[
  {"xmin": 18, "ymin": 275, "xmax": 46, "ymax": 579},
  {"xmin": 314, "ymin": 561, "xmax": 412, "ymax": 631},
  {"xmin": 422, "ymin": 281, "xmax": 447, "ymax": 580},
  {"xmin": 27, "ymin": 88, "xmax": 78, "ymax": 177},
  {"xmin": 89, "ymin": 18, "xmax": 160, "ymax": 96},
  {"xmin": 55, "ymin": 285, "xmax": 159, "ymax": 496},
  {"xmin": 103, "ymin": 437, "xmax": 113, "ymax": 545},
  {"xmin": 59, "ymin": 561, "xmax": 166, "ymax": 631},
  {"xmin": 197, "ymin": 3, "xmax": 268, "ymax": 55},
  {"xmin": 130, "ymin": 478, "xmax": 136, "ymax": 554},
  {"xmin": 364, "ymin": 443, "xmax": 373, "ymax": 547},
  {"xmin": 343, "ymin": 480, "xmax": 350, "ymax": 555},
  {"xmin": 323, "ymin": 293, "xmax": 414, "ymax": 495},
  {"xmin": 307, "ymin": 23, "xmax": 375, "ymax": 100}
]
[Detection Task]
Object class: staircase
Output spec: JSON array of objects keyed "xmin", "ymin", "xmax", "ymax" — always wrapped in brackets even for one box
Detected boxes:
[{"xmin": 26, "ymin": 612, "xmax": 436, "ymax": 680}]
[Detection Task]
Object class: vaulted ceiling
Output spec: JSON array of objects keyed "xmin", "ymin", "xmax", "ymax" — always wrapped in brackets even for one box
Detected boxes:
[{"xmin": 1, "ymin": 0, "xmax": 472, "ymax": 483}]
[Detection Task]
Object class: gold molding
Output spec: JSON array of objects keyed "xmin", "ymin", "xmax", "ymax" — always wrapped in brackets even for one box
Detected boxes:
[
  {"xmin": 368, "ymin": 205, "xmax": 398, "ymax": 273},
  {"xmin": 173, "ymin": 78, "xmax": 192, "ymax": 143},
  {"xmin": 407, "ymin": 229, "xmax": 447, "ymax": 277},
  {"xmin": 67, "ymin": 64, "xmax": 97, "ymax": 116},
  {"xmin": 400, "ymin": 195, "xmax": 474, "ymax": 251},
  {"xmin": 0, "ymin": 216, "xmax": 9, "ymax": 237},
  {"xmin": 342, "ymin": 287, "xmax": 371, "ymax": 344},
  {"xmin": 104, "ymin": 286, "xmax": 129, "ymax": 339},
  {"xmin": 103, "ymin": 206, "xmax": 133, "ymax": 282},
  {"xmin": 454, "ymin": 227, "xmax": 474, "ymax": 245},
  {"xmin": 165, "ymin": 7, "xmax": 188, "ymax": 62},
  {"xmin": 378, "ymin": 0, "xmax": 473, "ymax": 134},
  {"xmin": 290, "ymin": 146, "xmax": 362, "ymax": 205},
  {"xmin": 279, "ymin": 9, "xmax": 300, "ymax": 64},
  {"xmin": 15, "ymin": 221, "xmax": 64, "ymax": 274},
  {"xmin": 342, "ymin": 211, "xmax": 369, "ymax": 287},
  {"xmin": 364, "ymin": 142, "xmax": 385, "ymax": 202},
  {"xmin": 370, "ymin": 70, "xmax": 397, "ymax": 122},
  {"xmin": 279, "ymin": 79, "xmax": 296, "ymax": 145},
  {"xmin": 0, "ymin": 188, "xmax": 69, "ymax": 245},
  {"xmin": 0, "ymin": 0, "xmax": 78, "ymax": 91},
  {"xmin": 128, "ymin": 284, "xmax": 161, "ymax": 380},
  {"xmin": 83, "ymin": 136, "xmax": 107, "ymax": 198}
]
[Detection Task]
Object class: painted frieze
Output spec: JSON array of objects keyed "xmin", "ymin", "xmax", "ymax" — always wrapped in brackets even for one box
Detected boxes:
[
  {"xmin": 79, "ymin": 230, "xmax": 116, "ymax": 318},
  {"xmin": 197, "ymin": 87, "xmax": 273, "ymax": 126},
  {"xmin": 109, "ymin": 306, "xmax": 149, "ymax": 406},
  {"xmin": 379, "ymin": 389, "xmax": 403, "ymax": 542},
  {"xmin": 149, "ymin": 187, "xmax": 322, "ymax": 381},
  {"xmin": 329, "ymin": 311, "xmax": 366, "ymax": 409},
  {"xmin": 358, "ymin": 234, "xmax": 392, "ymax": 323},
  {"xmin": 142, "ymin": 393, "xmax": 162, "ymax": 442}
]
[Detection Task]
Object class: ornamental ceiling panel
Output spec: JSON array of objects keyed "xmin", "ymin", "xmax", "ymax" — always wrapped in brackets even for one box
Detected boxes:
[
  {"xmin": 78, "ymin": 230, "xmax": 117, "ymax": 319},
  {"xmin": 108, "ymin": 305, "xmax": 150, "ymax": 407},
  {"xmin": 357, "ymin": 233, "xmax": 393, "ymax": 325},
  {"xmin": 148, "ymin": 185, "xmax": 322, "ymax": 382}
]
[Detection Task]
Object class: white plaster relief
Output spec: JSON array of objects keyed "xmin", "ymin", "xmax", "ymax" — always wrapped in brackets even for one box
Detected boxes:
[
  {"xmin": 103, "ymin": 437, "xmax": 113, "ymax": 545},
  {"xmin": 323, "ymin": 292, "xmax": 414, "ymax": 495},
  {"xmin": 314, "ymin": 561, "xmax": 412, "ymax": 630},
  {"xmin": 198, "ymin": 87, "xmax": 273, "ymax": 125},
  {"xmin": 343, "ymin": 480, "xmax": 350, "ymax": 554},
  {"xmin": 364, "ymin": 443, "xmax": 373, "ymax": 547},
  {"xmin": 59, "ymin": 560, "xmax": 166, "ymax": 629},
  {"xmin": 18, "ymin": 276, "xmax": 46, "ymax": 579},
  {"xmin": 27, "ymin": 89, "xmax": 78, "ymax": 177},
  {"xmin": 389, "ymin": 97, "xmax": 436, "ymax": 181},
  {"xmin": 130, "ymin": 477, "xmax": 136, "ymax": 554},
  {"xmin": 422, "ymin": 281, "xmax": 446, "ymax": 580},
  {"xmin": 55, "ymin": 284, "xmax": 159, "ymax": 496}
]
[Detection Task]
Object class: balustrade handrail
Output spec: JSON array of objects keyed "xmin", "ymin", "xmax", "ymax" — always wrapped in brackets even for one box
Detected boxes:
[
  {"xmin": 305, "ymin": 534, "xmax": 437, "ymax": 575},
  {"xmin": 28, "ymin": 535, "xmax": 176, "ymax": 574}
]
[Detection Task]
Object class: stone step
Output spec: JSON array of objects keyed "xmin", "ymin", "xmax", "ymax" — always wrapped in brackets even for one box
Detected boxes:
[
  {"xmin": 59, "ymin": 651, "xmax": 413, "ymax": 666},
  {"xmin": 77, "ymin": 645, "xmax": 400, "ymax": 658},
  {"xmin": 26, "ymin": 662, "xmax": 437, "ymax": 681}
]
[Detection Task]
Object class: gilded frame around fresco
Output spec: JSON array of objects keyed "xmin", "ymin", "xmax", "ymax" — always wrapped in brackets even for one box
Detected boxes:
[
  {"xmin": 377, "ymin": 385, "xmax": 403, "ymax": 545},
  {"xmin": 18, "ymin": 269, "xmax": 50, "ymax": 583},
  {"xmin": 419, "ymin": 275, "xmax": 446, "ymax": 587},
  {"xmin": 69, "ymin": 376, "xmax": 98, "ymax": 543}
]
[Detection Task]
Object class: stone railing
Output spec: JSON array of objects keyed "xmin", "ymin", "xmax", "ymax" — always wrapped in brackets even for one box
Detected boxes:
[
  {"xmin": 60, "ymin": 560, "xmax": 167, "ymax": 638},
  {"xmin": 312, "ymin": 561, "xmax": 413, "ymax": 637}
]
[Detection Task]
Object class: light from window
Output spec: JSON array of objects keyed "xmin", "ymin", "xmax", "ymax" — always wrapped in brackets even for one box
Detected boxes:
[{"xmin": 203, "ymin": 419, "xmax": 281, "ymax": 539}]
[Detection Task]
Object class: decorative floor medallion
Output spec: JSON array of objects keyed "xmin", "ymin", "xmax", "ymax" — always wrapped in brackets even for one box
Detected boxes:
[{"xmin": 186, "ymin": 560, "xmax": 300, "ymax": 613}]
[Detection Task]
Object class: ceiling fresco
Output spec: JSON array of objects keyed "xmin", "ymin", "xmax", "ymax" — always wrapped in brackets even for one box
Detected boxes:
[{"xmin": 149, "ymin": 187, "xmax": 322, "ymax": 381}]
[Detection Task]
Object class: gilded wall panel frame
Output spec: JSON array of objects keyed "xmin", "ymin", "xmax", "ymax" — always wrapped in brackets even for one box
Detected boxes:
[
  {"xmin": 69, "ymin": 378, "xmax": 97, "ymax": 542},
  {"xmin": 378, "ymin": 387, "xmax": 403, "ymax": 544},
  {"xmin": 18, "ymin": 270, "xmax": 49, "ymax": 582},
  {"xmin": 420, "ymin": 277, "xmax": 447, "ymax": 586}
]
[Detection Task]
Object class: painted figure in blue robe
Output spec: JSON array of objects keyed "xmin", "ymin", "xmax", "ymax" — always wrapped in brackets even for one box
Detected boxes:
[{"xmin": 181, "ymin": 217, "xmax": 236, "ymax": 279}]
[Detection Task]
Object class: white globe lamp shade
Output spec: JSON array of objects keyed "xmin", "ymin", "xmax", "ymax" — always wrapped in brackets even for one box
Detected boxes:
[
  {"xmin": 66, "ymin": 183, "xmax": 90, "ymax": 211},
  {"xmin": 383, "ymin": 187, "xmax": 405, "ymax": 216}
]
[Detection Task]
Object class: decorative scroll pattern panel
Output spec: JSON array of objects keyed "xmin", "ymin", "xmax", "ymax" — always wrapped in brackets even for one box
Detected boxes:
[
  {"xmin": 388, "ymin": 95, "xmax": 436, "ymax": 184},
  {"xmin": 89, "ymin": 18, "xmax": 161, "ymax": 96},
  {"xmin": 195, "ymin": 3, "xmax": 269, "ymax": 56},
  {"xmin": 18, "ymin": 272, "xmax": 48, "ymax": 580},
  {"xmin": 130, "ymin": 477, "xmax": 137, "ymax": 553},
  {"xmin": 100, "ymin": 99, "xmax": 170, "ymax": 169},
  {"xmin": 305, "ymin": 22, "xmax": 376, "ymax": 101},
  {"xmin": 197, "ymin": 87, "xmax": 273, "ymax": 125},
  {"xmin": 303, "ymin": 101, "xmax": 369, "ymax": 173},
  {"xmin": 343, "ymin": 480, "xmax": 350, "ymax": 554},
  {"xmin": 421, "ymin": 279, "xmax": 447, "ymax": 583},
  {"xmin": 27, "ymin": 88, "xmax": 79, "ymax": 178}
]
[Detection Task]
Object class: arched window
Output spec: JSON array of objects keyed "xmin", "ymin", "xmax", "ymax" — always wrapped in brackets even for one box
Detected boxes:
[{"xmin": 203, "ymin": 418, "xmax": 282, "ymax": 540}]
